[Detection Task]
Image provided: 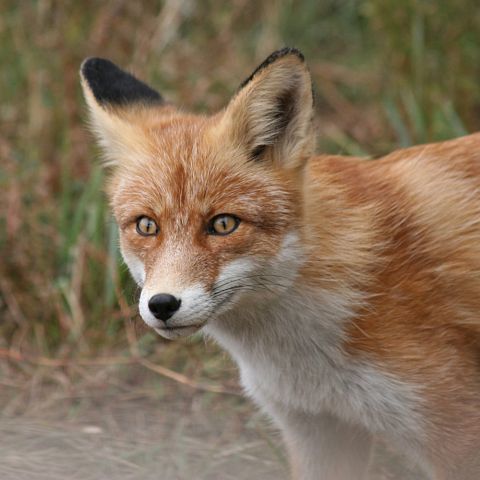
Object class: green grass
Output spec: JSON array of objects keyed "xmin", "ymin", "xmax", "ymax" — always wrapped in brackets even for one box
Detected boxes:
[{"xmin": 1, "ymin": 0, "xmax": 479, "ymax": 356}]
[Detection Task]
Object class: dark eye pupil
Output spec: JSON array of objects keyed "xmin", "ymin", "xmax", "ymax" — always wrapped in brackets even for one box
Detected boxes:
[{"xmin": 209, "ymin": 214, "xmax": 239, "ymax": 235}]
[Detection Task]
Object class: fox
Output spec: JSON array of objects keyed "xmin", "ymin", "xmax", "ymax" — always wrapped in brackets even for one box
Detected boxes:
[{"xmin": 80, "ymin": 48, "xmax": 480, "ymax": 480}]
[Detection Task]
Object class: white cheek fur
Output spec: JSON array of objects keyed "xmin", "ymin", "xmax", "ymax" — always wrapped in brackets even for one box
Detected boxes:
[
  {"xmin": 215, "ymin": 258, "xmax": 257, "ymax": 289},
  {"xmin": 121, "ymin": 249, "xmax": 146, "ymax": 286},
  {"xmin": 213, "ymin": 233, "xmax": 303, "ymax": 302}
]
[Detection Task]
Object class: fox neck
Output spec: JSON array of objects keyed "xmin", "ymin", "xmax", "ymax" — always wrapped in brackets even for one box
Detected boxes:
[{"xmin": 204, "ymin": 282, "xmax": 355, "ymax": 367}]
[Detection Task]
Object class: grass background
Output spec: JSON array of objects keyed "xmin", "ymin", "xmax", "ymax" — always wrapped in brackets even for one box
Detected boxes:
[{"xmin": 1, "ymin": 0, "xmax": 480, "ymax": 374}]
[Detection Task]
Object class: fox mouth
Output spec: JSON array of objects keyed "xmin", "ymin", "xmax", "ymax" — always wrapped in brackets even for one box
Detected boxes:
[
  {"xmin": 154, "ymin": 323, "xmax": 204, "ymax": 338},
  {"xmin": 156, "ymin": 324, "xmax": 203, "ymax": 331}
]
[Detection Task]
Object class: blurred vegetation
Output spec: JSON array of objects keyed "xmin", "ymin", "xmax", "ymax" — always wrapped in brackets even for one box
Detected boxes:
[{"xmin": 1, "ymin": 0, "xmax": 479, "ymax": 359}]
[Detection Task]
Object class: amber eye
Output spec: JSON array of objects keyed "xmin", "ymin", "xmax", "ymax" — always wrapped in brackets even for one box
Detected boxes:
[
  {"xmin": 136, "ymin": 216, "xmax": 159, "ymax": 236},
  {"xmin": 208, "ymin": 214, "xmax": 240, "ymax": 236}
]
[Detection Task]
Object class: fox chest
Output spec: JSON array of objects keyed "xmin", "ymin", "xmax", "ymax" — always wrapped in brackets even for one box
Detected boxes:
[{"xmin": 207, "ymin": 311, "xmax": 423, "ymax": 439}]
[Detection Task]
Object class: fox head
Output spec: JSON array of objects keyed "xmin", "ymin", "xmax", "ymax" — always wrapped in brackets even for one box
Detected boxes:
[{"xmin": 80, "ymin": 48, "xmax": 315, "ymax": 339}]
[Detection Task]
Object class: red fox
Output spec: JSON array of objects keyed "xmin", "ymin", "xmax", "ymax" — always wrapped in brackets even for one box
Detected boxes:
[{"xmin": 80, "ymin": 48, "xmax": 480, "ymax": 479}]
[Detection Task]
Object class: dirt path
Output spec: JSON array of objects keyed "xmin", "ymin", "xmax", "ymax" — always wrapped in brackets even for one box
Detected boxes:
[
  {"xmin": 0, "ymin": 361, "xmax": 422, "ymax": 480},
  {"xmin": 0, "ymin": 363, "xmax": 286, "ymax": 480}
]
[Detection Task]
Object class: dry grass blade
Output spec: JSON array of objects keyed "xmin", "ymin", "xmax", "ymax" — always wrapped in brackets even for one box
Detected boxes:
[{"xmin": 0, "ymin": 348, "xmax": 240, "ymax": 396}]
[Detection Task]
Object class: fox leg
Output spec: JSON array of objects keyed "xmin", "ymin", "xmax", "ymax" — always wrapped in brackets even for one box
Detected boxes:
[{"xmin": 278, "ymin": 411, "xmax": 374, "ymax": 480}]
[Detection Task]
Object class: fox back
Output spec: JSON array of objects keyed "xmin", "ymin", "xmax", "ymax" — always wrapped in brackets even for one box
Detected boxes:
[{"xmin": 80, "ymin": 49, "xmax": 480, "ymax": 480}]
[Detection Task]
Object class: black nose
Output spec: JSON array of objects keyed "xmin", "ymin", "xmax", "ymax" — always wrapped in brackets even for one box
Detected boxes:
[{"xmin": 148, "ymin": 294, "xmax": 181, "ymax": 321}]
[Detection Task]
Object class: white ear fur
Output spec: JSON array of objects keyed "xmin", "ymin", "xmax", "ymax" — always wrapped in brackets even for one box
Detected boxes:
[
  {"xmin": 79, "ymin": 58, "xmax": 163, "ymax": 167},
  {"xmin": 80, "ymin": 82, "xmax": 130, "ymax": 167},
  {"xmin": 220, "ymin": 48, "xmax": 315, "ymax": 167}
]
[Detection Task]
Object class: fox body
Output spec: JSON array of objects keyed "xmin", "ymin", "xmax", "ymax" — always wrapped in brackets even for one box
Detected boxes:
[{"xmin": 80, "ymin": 49, "xmax": 480, "ymax": 479}]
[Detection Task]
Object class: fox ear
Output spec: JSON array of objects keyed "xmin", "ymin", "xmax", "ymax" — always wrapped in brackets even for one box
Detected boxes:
[
  {"xmin": 219, "ymin": 48, "xmax": 315, "ymax": 168},
  {"xmin": 80, "ymin": 58, "xmax": 164, "ymax": 166}
]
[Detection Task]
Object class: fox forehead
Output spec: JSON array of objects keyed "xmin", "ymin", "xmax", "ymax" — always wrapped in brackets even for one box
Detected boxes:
[{"xmin": 107, "ymin": 116, "xmax": 300, "ymax": 230}]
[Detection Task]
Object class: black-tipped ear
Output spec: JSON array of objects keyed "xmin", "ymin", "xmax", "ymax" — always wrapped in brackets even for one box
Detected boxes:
[
  {"xmin": 80, "ymin": 57, "xmax": 163, "ymax": 108},
  {"xmin": 239, "ymin": 47, "xmax": 306, "ymax": 90},
  {"xmin": 217, "ymin": 47, "xmax": 315, "ymax": 168}
]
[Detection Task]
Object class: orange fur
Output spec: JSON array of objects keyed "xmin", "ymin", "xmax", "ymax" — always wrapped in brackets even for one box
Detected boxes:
[{"xmin": 297, "ymin": 136, "xmax": 480, "ymax": 476}]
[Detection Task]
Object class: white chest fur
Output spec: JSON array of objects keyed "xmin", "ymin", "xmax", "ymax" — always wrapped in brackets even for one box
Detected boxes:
[{"xmin": 205, "ymin": 287, "xmax": 423, "ymax": 443}]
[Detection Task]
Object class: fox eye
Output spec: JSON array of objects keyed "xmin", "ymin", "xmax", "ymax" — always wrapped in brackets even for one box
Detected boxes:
[
  {"xmin": 208, "ymin": 214, "xmax": 240, "ymax": 236},
  {"xmin": 136, "ymin": 216, "xmax": 159, "ymax": 236}
]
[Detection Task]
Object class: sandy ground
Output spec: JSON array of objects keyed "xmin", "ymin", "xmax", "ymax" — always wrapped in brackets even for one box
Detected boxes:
[
  {"xmin": 0, "ymin": 362, "xmax": 287, "ymax": 480},
  {"xmin": 0, "ymin": 361, "xmax": 423, "ymax": 480},
  {"xmin": 0, "ymin": 410, "xmax": 285, "ymax": 480}
]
